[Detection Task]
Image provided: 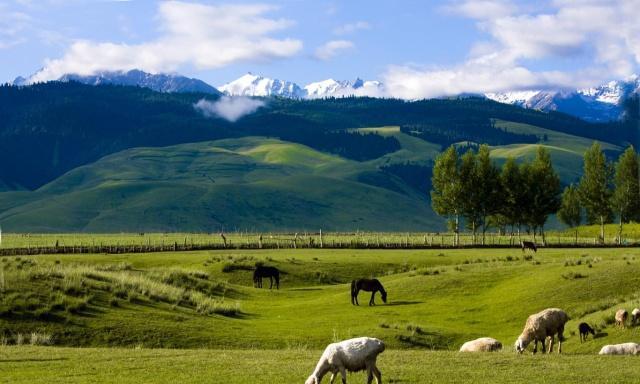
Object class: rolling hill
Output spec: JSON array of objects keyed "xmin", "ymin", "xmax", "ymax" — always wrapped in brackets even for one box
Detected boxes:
[
  {"xmin": 0, "ymin": 137, "xmax": 439, "ymax": 232},
  {"xmin": 0, "ymin": 82, "xmax": 636, "ymax": 231}
]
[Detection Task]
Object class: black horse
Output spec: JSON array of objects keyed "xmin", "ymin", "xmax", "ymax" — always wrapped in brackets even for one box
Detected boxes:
[
  {"xmin": 521, "ymin": 241, "xmax": 537, "ymax": 253},
  {"xmin": 351, "ymin": 278, "xmax": 387, "ymax": 306},
  {"xmin": 253, "ymin": 266, "xmax": 280, "ymax": 289}
]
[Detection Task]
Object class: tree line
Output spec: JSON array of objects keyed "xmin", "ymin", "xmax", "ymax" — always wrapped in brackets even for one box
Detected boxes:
[
  {"xmin": 558, "ymin": 143, "xmax": 640, "ymax": 243},
  {"xmin": 431, "ymin": 142, "xmax": 640, "ymax": 245}
]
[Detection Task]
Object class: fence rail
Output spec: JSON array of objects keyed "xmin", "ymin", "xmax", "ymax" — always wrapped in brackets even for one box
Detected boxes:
[{"xmin": 1, "ymin": 236, "xmax": 639, "ymax": 256}]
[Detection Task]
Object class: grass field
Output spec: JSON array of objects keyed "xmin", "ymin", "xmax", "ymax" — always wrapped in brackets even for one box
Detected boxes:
[
  {"xmin": 3, "ymin": 347, "xmax": 640, "ymax": 383},
  {"xmin": 2, "ymin": 247, "xmax": 640, "ymax": 382}
]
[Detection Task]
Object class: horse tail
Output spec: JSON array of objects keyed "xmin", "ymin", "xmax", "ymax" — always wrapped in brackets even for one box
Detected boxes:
[{"xmin": 351, "ymin": 280, "xmax": 356, "ymax": 296}]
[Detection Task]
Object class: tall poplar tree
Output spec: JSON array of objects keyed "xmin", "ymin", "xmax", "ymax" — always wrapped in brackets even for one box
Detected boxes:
[
  {"xmin": 528, "ymin": 146, "xmax": 561, "ymax": 244},
  {"xmin": 558, "ymin": 184, "xmax": 582, "ymax": 244},
  {"xmin": 611, "ymin": 146, "xmax": 640, "ymax": 243},
  {"xmin": 579, "ymin": 142, "xmax": 613, "ymax": 242},
  {"xmin": 474, "ymin": 145, "xmax": 502, "ymax": 244},
  {"xmin": 431, "ymin": 146, "xmax": 463, "ymax": 246}
]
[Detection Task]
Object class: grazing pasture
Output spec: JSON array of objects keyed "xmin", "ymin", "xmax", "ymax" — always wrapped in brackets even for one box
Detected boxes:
[{"xmin": 2, "ymin": 247, "xmax": 640, "ymax": 382}]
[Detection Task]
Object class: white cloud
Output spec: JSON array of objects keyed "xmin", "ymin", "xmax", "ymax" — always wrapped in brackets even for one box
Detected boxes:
[
  {"xmin": 333, "ymin": 21, "xmax": 370, "ymax": 35},
  {"xmin": 314, "ymin": 40, "xmax": 354, "ymax": 61},
  {"xmin": 194, "ymin": 96, "xmax": 265, "ymax": 122},
  {"xmin": 29, "ymin": 1, "xmax": 302, "ymax": 83},
  {"xmin": 444, "ymin": 0, "xmax": 516, "ymax": 19},
  {"xmin": 384, "ymin": 0, "xmax": 640, "ymax": 99}
]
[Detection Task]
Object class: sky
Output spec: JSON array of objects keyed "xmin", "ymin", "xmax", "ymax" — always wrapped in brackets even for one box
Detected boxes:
[{"xmin": 1, "ymin": 0, "xmax": 640, "ymax": 98}]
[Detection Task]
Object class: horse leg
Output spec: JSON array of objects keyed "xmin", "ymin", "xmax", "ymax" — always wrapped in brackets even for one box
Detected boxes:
[
  {"xmin": 354, "ymin": 289, "xmax": 359, "ymax": 306},
  {"xmin": 269, "ymin": 276, "xmax": 273, "ymax": 289},
  {"xmin": 369, "ymin": 292, "xmax": 375, "ymax": 306}
]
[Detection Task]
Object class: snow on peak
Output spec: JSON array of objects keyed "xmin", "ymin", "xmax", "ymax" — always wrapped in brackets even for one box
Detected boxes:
[
  {"xmin": 304, "ymin": 78, "xmax": 384, "ymax": 98},
  {"xmin": 218, "ymin": 73, "xmax": 305, "ymax": 98}
]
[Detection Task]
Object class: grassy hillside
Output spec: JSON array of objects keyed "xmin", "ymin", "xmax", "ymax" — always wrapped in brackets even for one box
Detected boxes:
[
  {"xmin": 0, "ymin": 120, "xmax": 626, "ymax": 231},
  {"xmin": 491, "ymin": 120, "xmax": 623, "ymax": 184},
  {"xmin": 2, "ymin": 248, "xmax": 640, "ymax": 351},
  {"xmin": 0, "ymin": 137, "xmax": 438, "ymax": 232}
]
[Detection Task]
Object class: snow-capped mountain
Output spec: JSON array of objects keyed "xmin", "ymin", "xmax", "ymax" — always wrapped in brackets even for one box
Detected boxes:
[
  {"xmin": 13, "ymin": 69, "xmax": 221, "ymax": 95},
  {"xmin": 219, "ymin": 74, "xmax": 385, "ymax": 99},
  {"xmin": 218, "ymin": 73, "xmax": 305, "ymax": 98},
  {"xmin": 486, "ymin": 76, "xmax": 640, "ymax": 122},
  {"xmin": 304, "ymin": 78, "xmax": 384, "ymax": 98}
]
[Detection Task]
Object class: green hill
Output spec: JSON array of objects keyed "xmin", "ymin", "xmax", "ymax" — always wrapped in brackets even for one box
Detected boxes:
[{"xmin": 0, "ymin": 137, "xmax": 438, "ymax": 232}]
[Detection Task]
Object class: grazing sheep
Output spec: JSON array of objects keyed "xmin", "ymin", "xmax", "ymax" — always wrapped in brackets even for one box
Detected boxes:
[
  {"xmin": 459, "ymin": 337, "xmax": 502, "ymax": 352},
  {"xmin": 615, "ymin": 309, "xmax": 628, "ymax": 328},
  {"xmin": 632, "ymin": 308, "xmax": 640, "ymax": 326},
  {"xmin": 305, "ymin": 337, "xmax": 385, "ymax": 384},
  {"xmin": 578, "ymin": 323, "xmax": 595, "ymax": 342},
  {"xmin": 515, "ymin": 308, "xmax": 569, "ymax": 354},
  {"xmin": 599, "ymin": 343, "xmax": 640, "ymax": 355}
]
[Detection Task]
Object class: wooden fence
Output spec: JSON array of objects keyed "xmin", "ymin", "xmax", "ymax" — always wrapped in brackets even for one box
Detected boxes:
[{"xmin": 1, "ymin": 237, "xmax": 639, "ymax": 256}]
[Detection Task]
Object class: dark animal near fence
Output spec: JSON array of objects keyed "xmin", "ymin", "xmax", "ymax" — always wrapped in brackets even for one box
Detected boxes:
[
  {"xmin": 253, "ymin": 266, "xmax": 280, "ymax": 289},
  {"xmin": 351, "ymin": 278, "xmax": 387, "ymax": 306},
  {"xmin": 521, "ymin": 241, "xmax": 537, "ymax": 252},
  {"xmin": 579, "ymin": 322, "xmax": 595, "ymax": 342}
]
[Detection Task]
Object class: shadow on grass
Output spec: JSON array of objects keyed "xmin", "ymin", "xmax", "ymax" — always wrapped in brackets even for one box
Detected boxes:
[
  {"xmin": 384, "ymin": 301, "xmax": 423, "ymax": 306},
  {"xmin": 288, "ymin": 288, "xmax": 323, "ymax": 291},
  {"xmin": 0, "ymin": 358, "xmax": 69, "ymax": 363},
  {"xmin": 593, "ymin": 332, "xmax": 608, "ymax": 339}
]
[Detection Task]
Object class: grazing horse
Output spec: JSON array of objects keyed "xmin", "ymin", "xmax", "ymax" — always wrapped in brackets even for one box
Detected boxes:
[
  {"xmin": 521, "ymin": 241, "xmax": 537, "ymax": 253},
  {"xmin": 351, "ymin": 278, "xmax": 387, "ymax": 306},
  {"xmin": 253, "ymin": 266, "xmax": 280, "ymax": 289}
]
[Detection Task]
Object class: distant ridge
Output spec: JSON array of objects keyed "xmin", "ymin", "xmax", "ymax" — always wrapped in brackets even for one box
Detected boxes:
[{"xmin": 13, "ymin": 69, "xmax": 221, "ymax": 95}]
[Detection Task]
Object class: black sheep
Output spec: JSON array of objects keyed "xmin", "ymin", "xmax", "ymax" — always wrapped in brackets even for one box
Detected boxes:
[{"xmin": 579, "ymin": 322, "xmax": 595, "ymax": 342}]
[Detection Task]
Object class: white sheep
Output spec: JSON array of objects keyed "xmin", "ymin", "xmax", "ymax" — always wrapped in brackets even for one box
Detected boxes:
[
  {"xmin": 305, "ymin": 337, "xmax": 385, "ymax": 384},
  {"xmin": 599, "ymin": 343, "xmax": 640, "ymax": 355},
  {"xmin": 631, "ymin": 308, "xmax": 640, "ymax": 326},
  {"xmin": 615, "ymin": 309, "xmax": 628, "ymax": 328},
  {"xmin": 515, "ymin": 308, "xmax": 569, "ymax": 354},
  {"xmin": 459, "ymin": 337, "xmax": 502, "ymax": 352}
]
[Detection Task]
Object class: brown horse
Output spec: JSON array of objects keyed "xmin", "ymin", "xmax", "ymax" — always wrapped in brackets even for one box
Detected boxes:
[{"xmin": 351, "ymin": 278, "xmax": 387, "ymax": 306}]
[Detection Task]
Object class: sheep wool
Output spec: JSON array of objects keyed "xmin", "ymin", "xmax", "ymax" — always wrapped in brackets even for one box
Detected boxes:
[
  {"xmin": 599, "ymin": 343, "xmax": 640, "ymax": 355},
  {"xmin": 459, "ymin": 337, "xmax": 502, "ymax": 352},
  {"xmin": 515, "ymin": 308, "xmax": 569, "ymax": 354},
  {"xmin": 306, "ymin": 337, "xmax": 385, "ymax": 384}
]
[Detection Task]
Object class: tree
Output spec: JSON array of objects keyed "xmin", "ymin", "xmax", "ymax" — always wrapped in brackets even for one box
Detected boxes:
[
  {"xmin": 474, "ymin": 145, "xmax": 502, "ymax": 244},
  {"xmin": 500, "ymin": 157, "xmax": 526, "ymax": 241},
  {"xmin": 528, "ymin": 146, "xmax": 561, "ymax": 244},
  {"xmin": 431, "ymin": 146, "xmax": 463, "ymax": 246},
  {"xmin": 578, "ymin": 142, "xmax": 613, "ymax": 242},
  {"xmin": 558, "ymin": 184, "xmax": 582, "ymax": 244},
  {"xmin": 459, "ymin": 149, "xmax": 482, "ymax": 244},
  {"xmin": 611, "ymin": 146, "xmax": 640, "ymax": 244}
]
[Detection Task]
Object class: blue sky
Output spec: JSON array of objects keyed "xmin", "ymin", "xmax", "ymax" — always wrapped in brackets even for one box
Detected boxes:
[{"xmin": 1, "ymin": 1, "xmax": 639, "ymax": 98}]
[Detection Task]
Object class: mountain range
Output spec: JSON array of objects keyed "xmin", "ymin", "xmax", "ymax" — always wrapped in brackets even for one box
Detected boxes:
[
  {"xmin": 2, "ymin": 81, "xmax": 633, "ymax": 231},
  {"xmin": 10, "ymin": 69, "xmax": 640, "ymax": 122}
]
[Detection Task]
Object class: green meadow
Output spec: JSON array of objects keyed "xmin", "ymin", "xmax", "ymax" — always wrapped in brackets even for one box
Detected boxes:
[{"xmin": 2, "ymin": 247, "xmax": 640, "ymax": 382}]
